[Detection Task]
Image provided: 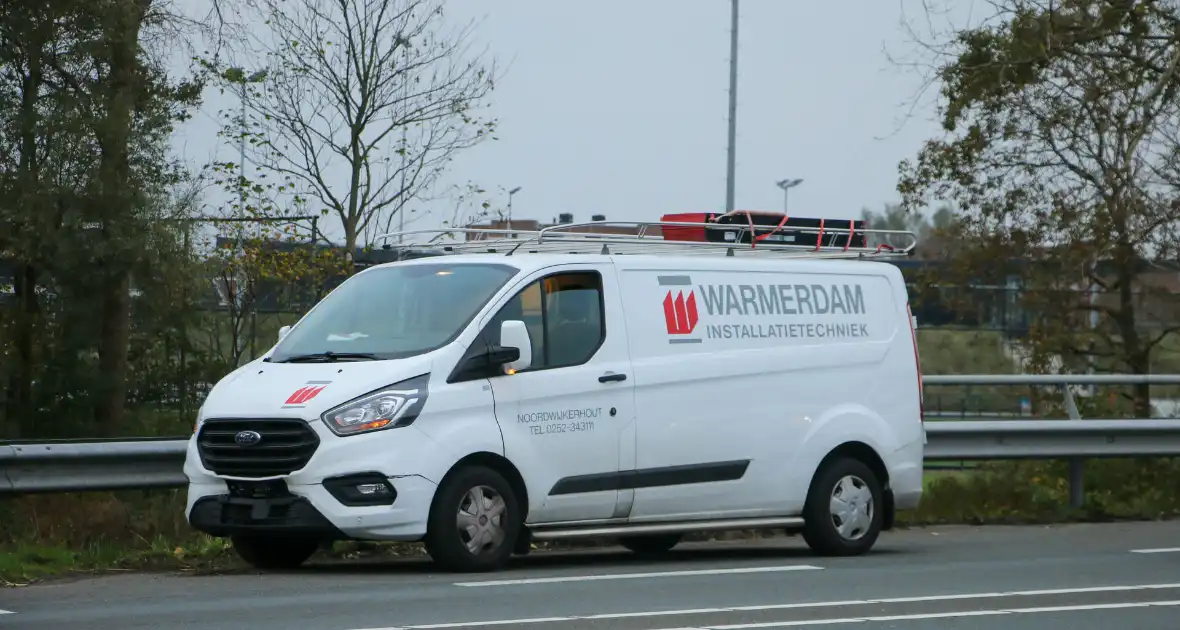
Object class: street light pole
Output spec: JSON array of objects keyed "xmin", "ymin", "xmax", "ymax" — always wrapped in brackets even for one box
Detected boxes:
[
  {"xmin": 239, "ymin": 90, "xmax": 246, "ymax": 222},
  {"xmin": 775, "ymin": 178, "xmax": 803, "ymax": 213},
  {"xmin": 397, "ymin": 45, "xmax": 410, "ymax": 245},
  {"xmin": 507, "ymin": 186, "xmax": 522, "ymax": 234},
  {"xmin": 725, "ymin": 0, "xmax": 739, "ymax": 213},
  {"xmin": 233, "ymin": 70, "xmax": 267, "ymax": 239}
]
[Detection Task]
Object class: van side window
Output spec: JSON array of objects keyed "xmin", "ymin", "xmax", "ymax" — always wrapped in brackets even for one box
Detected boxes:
[{"xmin": 489, "ymin": 271, "xmax": 605, "ymax": 371}]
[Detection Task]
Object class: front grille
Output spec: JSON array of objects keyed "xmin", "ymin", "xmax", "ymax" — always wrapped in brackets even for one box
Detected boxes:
[{"xmin": 197, "ymin": 418, "xmax": 320, "ymax": 478}]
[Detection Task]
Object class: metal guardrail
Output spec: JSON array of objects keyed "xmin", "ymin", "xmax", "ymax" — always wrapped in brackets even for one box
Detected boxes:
[
  {"xmin": 925, "ymin": 374, "xmax": 1180, "ymax": 385},
  {"xmin": 0, "ymin": 438, "xmax": 188, "ymax": 494},
  {"xmin": 925, "ymin": 373, "xmax": 1180, "ymax": 507},
  {"xmin": 2, "ymin": 375, "xmax": 1179, "ymax": 508},
  {"xmin": 926, "ymin": 420, "xmax": 1180, "ymax": 459}
]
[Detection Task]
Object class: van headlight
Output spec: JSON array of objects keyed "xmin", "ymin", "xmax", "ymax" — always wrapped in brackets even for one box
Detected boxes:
[{"xmin": 321, "ymin": 374, "xmax": 429, "ymax": 436}]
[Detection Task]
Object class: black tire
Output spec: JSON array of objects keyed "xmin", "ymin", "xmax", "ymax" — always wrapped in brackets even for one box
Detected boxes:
[
  {"xmin": 425, "ymin": 465, "xmax": 521, "ymax": 572},
  {"xmin": 801, "ymin": 457, "xmax": 884, "ymax": 557},
  {"xmin": 230, "ymin": 534, "xmax": 320, "ymax": 570},
  {"xmin": 618, "ymin": 533, "xmax": 682, "ymax": 556}
]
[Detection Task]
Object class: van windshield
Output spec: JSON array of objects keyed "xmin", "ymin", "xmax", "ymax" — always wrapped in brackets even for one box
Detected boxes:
[{"xmin": 268, "ymin": 262, "xmax": 519, "ymax": 363}]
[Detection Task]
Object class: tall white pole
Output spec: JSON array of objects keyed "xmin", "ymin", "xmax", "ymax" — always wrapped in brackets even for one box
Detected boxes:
[{"xmin": 725, "ymin": 0, "xmax": 739, "ymax": 213}]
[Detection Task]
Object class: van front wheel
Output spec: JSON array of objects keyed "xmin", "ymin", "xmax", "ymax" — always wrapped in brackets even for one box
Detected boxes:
[
  {"xmin": 230, "ymin": 534, "xmax": 319, "ymax": 570},
  {"xmin": 801, "ymin": 457, "xmax": 883, "ymax": 556},
  {"xmin": 426, "ymin": 465, "xmax": 521, "ymax": 572}
]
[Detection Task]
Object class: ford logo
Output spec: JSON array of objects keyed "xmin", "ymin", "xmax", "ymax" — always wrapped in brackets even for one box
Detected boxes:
[{"xmin": 234, "ymin": 430, "xmax": 262, "ymax": 446}]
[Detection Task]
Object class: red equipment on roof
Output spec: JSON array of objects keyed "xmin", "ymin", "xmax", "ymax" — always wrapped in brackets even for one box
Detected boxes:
[{"xmin": 659, "ymin": 210, "xmax": 868, "ymax": 249}]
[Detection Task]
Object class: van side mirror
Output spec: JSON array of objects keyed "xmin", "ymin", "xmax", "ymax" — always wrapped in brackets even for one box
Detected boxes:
[
  {"xmin": 499, "ymin": 320, "xmax": 532, "ymax": 372},
  {"xmin": 278, "ymin": 325, "xmax": 292, "ymax": 342}
]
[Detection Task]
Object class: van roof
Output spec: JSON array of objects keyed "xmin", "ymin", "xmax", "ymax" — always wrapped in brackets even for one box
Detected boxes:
[
  {"xmin": 368, "ymin": 252, "xmax": 904, "ymax": 275},
  {"xmin": 370, "ymin": 216, "xmax": 917, "ymax": 269}
]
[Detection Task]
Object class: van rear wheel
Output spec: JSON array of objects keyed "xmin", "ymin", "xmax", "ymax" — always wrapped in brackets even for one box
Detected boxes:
[
  {"xmin": 230, "ymin": 534, "xmax": 320, "ymax": 570},
  {"xmin": 801, "ymin": 457, "xmax": 883, "ymax": 556},
  {"xmin": 425, "ymin": 465, "xmax": 521, "ymax": 572},
  {"xmin": 618, "ymin": 533, "xmax": 682, "ymax": 556}
]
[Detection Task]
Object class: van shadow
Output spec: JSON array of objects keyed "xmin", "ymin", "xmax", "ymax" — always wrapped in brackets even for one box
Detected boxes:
[{"xmin": 296, "ymin": 538, "xmax": 904, "ymax": 576}]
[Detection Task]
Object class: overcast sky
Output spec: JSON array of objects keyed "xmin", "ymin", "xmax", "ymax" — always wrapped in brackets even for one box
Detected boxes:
[{"xmin": 171, "ymin": 0, "xmax": 980, "ymax": 244}]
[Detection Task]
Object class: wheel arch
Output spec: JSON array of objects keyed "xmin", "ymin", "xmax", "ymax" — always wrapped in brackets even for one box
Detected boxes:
[
  {"xmin": 808, "ymin": 441, "xmax": 895, "ymax": 530},
  {"xmin": 433, "ymin": 451, "xmax": 531, "ymax": 521}
]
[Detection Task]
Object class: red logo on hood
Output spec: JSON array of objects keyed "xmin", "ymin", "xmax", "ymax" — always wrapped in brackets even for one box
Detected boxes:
[
  {"xmin": 285, "ymin": 384, "xmax": 327, "ymax": 406},
  {"xmin": 663, "ymin": 290, "xmax": 699, "ymax": 335}
]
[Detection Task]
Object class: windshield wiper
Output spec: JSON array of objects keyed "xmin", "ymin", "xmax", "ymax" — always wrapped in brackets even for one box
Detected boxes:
[{"xmin": 274, "ymin": 351, "xmax": 379, "ymax": 363}]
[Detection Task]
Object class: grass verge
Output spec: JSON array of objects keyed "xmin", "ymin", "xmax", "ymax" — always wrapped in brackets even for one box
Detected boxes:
[
  {"xmin": 901, "ymin": 458, "xmax": 1180, "ymax": 525},
  {"xmin": 3, "ymin": 458, "xmax": 1179, "ymax": 585}
]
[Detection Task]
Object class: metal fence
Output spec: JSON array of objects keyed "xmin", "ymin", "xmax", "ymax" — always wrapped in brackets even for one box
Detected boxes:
[{"xmin": 3, "ymin": 374, "xmax": 1180, "ymax": 509}]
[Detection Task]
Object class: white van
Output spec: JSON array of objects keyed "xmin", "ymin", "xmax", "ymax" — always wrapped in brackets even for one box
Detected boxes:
[{"xmin": 183, "ymin": 216, "xmax": 926, "ymax": 572}]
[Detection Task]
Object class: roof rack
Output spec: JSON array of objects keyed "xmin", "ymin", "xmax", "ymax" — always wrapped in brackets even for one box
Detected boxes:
[{"xmin": 373, "ymin": 218, "xmax": 917, "ymax": 260}]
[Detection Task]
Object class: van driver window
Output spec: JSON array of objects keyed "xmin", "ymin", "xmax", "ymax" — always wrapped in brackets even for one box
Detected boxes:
[{"xmin": 490, "ymin": 271, "xmax": 605, "ymax": 370}]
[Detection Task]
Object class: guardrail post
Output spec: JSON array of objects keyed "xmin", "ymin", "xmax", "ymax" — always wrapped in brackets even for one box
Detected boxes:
[
  {"xmin": 1063, "ymin": 384, "xmax": 1085, "ymax": 509},
  {"xmin": 1068, "ymin": 457, "xmax": 1084, "ymax": 509}
]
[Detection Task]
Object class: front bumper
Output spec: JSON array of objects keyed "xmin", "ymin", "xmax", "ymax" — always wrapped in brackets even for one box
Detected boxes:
[
  {"xmin": 186, "ymin": 474, "xmax": 437, "ymax": 541},
  {"xmin": 184, "ymin": 419, "xmax": 442, "ymax": 541}
]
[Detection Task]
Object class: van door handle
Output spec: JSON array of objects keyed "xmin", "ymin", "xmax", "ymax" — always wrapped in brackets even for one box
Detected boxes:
[{"xmin": 598, "ymin": 373, "xmax": 627, "ymax": 383}]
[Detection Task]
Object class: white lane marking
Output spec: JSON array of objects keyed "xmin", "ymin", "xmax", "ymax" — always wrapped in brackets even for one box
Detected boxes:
[
  {"xmin": 349, "ymin": 582, "xmax": 1180, "ymax": 629},
  {"xmin": 0, "ymin": 609, "xmax": 13, "ymax": 615},
  {"xmin": 452, "ymin": 564, "xmax": 824, "ymax": 587},
  {"xmin": 704, "ymin": 599, "xmax": 1180, "ymax": 629},
  {"xmin": 1131, "ymin": 547, "xmax": 1180, "ymax": 554},
  {"xmin": 405, "ymin": 618, "xmax": 571, "ymax": 628}
]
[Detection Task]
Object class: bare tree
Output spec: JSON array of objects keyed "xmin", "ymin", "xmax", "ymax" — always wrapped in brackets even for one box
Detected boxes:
[{"xmin": 227, "ymin": 0, "xmax": 497, "ymax": 266}]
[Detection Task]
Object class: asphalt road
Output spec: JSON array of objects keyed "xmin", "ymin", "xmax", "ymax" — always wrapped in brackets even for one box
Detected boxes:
[{"xmin": 2, "ymin": 521, "xmax": 1178, "ymax": 630}]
